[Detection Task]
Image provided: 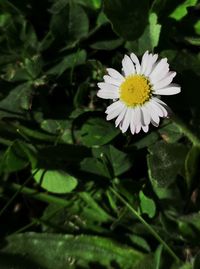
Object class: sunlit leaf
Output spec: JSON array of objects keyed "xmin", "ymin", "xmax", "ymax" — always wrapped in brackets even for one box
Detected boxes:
[
  {"xmin": 139, "ymin": 191, "xmax": 156, "ymax": 218},
  {"xmin": 33, "ymin": 169, "xmax": 78, "ymax": 194},
  {"xmin": 169, "ymin": 0, "xmax": 198, "ymax": 21},
  {"xmin": 126, "ymin": 13, "xmax": 161, "ymax": 54}
]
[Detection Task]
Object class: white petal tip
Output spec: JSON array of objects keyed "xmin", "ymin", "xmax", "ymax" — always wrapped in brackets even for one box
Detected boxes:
[{"xmin": 155, "ymin": 87, "xmax": 181, "ymax": 95}]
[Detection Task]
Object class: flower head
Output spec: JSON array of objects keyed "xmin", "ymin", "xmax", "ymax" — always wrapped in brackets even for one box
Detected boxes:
[{"xmin": 97, "ymin": 51, "xmax": 181, "ymax": 134}]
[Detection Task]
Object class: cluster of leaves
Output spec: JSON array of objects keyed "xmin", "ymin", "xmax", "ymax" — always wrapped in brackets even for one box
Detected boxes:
[{"xmin": 0, "ymin": 0, "xmax": 200, "ymax": 268}]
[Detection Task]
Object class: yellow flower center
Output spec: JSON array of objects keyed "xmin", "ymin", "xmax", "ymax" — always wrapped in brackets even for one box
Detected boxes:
[{"xmin": 120, "ymin": 75, "xmax": 151, "ymax": 107}]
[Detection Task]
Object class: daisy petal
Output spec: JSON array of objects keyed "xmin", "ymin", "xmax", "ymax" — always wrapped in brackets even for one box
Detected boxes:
[
  {"xmin": 122, "ymin": 55, "xmax": 135, "ymax": 76},
  {"xmin": 154, "ymin": 85, "xmax": 181, "ymax": 95},
  {"xmin": 105, "ymin": 101, "xmax": 125, "ymax": 120},
  {"xmin": 103, "ymin": 75, "xmax": 122, "ymax": 86},
  {"xmin": 135, "ymin": 124, "xmax": 141, "ymax": 134},
  {"xmin": 140, "ymin": 51, "xmax": 149, "ymax": 75},
  {"xmin": 106, "ymin": 68, "xmax": 124, "ymax": 81},
  {"xmin": 151, "ymin": 65, "xmax": 169, "ymax": 84},
  {"xmin": 153, "ymin": 72, "xmax": 176, "ymax": 90},
  {"xmin": 105, "ymin": 100, "xmax": 124, "ymax": 114},
  {"xmin": 106, "ymin": 101, "xmax": 125, "ymax": 120},
  {"xmin": 97, "ymin": 87, "xmax": 119, "ymax": 95},
  {"xmin": 154, "ymin": 98, "xmax": 172, "ymax": 115},
  {"xmin": 141, "ymin": 105, "xmax": 151, "ymax": 125},
  {"xmin": 151, "ymin": 119, "xmax": 159, "ymax": 127},
  {"xmin": 142, "ymin": 125, "xmax": 149, "ymax": 133},
  {"xmin": 130, "ymin": 53, "xmax": 141, "ymax": 74},
  {"xmin": 149, "ymin": 58, "xmax": 169, "ymax": 82},
  {"xmin": 144, "ymin": 54, "xmax": 158, "ymax": 76},
  {"xmin": 146, "ymin": 102, "xmax": 160, "ymax": 125},
  {"xmin": 132, "ymin": 106, "xmax": 141, "ymax": 126},
  {"xmin": 97, "ymin": 82, "xmax": 119, "ymax": 91},
  {"xmin": 97, "ymin": 90, "xmax": 119, "ymax": 99},
  {"xmin": 153, "ymin": 97, "xmax": 168, "ymax": 107},
  {"xmin": 106, "ymin": 104, "xmax": 125, "ymax": 120},
  {"xmin": 151, "ymin": 98, "xmax": 168, "ymax": 117},
  {"xmin": 115, "ymin": 107, "xmax": 127, "ymax": 127},
  {"xmin": 130, "ymin": 110, "xmax": 135, "ymax": 135},
  {"xmin": 120, "ymin": 108, "xmax": 132, "ymax": 133},
  {"xmin": 147, "ymin": 99, "xmax": 165, "ymax": 117}
]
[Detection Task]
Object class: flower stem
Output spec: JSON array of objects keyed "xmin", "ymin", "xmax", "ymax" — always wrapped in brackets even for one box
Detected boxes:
[
  {"xmin": 110, "ymin": 187, "xmax": 180, "ymax": 262},
  {"xmin": 172, "ymin": 115, "xmax": 200, "ymax": 148}
]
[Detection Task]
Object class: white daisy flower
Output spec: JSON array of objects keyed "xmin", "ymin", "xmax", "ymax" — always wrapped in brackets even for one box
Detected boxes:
[{"xmin": 97, "ymin": 51, "xmax": 181, "ymax": 134}]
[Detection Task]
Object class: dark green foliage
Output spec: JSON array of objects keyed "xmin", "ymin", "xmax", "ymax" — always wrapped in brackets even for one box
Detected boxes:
[{"xmin": 0, "ymin": 0, "xmax": 200, "ymax": 268}]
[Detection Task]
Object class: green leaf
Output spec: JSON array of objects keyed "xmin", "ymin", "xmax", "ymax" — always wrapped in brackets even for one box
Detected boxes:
[
  {"xmin": 103, "ymin": 0, "xmax": 149, "ymax": 41},
  {"xmin": 42, "ymin": 189, "xmax": 113, "ymax": 233},
  {"xmin": 170, "ymin": 262, "xmax": 192, "ymax": 269},
  {"xmin": 50, "ymin": 3, "xmax": 89, "ymax": 46},
  {"xmin": 0, "ymin": 141, "xmax": 29, "ymax": 173},
  {"xmin": 90, "ymin": 38, "xmax": 123, "ymax": 50},
  {"xmin": 129, "ymin": 234, "xmax": 151, "ymax": 252},
  {"xmin": 0, "ymin": 83, "xmax": 32, "ymax": 118},
  {"xmin": 41, "ymin": 119, "xmax": 73, "ymax": 144},
  {"xmin": 96, "ymin": 11, "xmax": 109, "ymax": 27},
  {"xmin": 0, "ymin": 13, "xmax": 12, "ymax": 28},
  {"xmin": 47, "ymin": 50, "xmax": 86, "ymax": 76},
  {"xmin": 93, "ymin": 145, "xmax": 132, "ymax": 176},
  {"xmin": 125, "ymin": 13, "xmax": 161, "ymax": 54},
  {"xmin": 147, "ymin": 141, "xmax": 188, "ymax": 187},
  {"xmin": 0, "ymin": 233, "xmax": 148, "ymax": 269},
  {"xmin": 108, "ymin": 145, "xmax": 132, "ymax": 176},
  {"xmin": 79, "ymin": 192, "xmax": 113, "ymax": 222},
  {"xmin": 179, "ymin": 264, "xmax": 192, "ymax": 269},
  {"xmin": 153, "ymin": 245, "xmax": 163, "ymax": 269},
  {"xmin": 23, "ymin": 56, "xmax": 43, "ymax": 80},
  {"xmin": 49, "ymin": 0, "xmax": 69, "ymax": 14},
  {"xmin": 158, "ymin": 122, "xmax": 183, "ymax": 143},
  {"xmin": 79, "ymin": 117, "xmax": 120, "ymax": 147},
  {"xmin": 160, "ymin": 50, "xmax": 200, "ymax": 108},
  {"xmin": 80, "ymin": 156, "xmax": 111, "ymax": 178},
  {"xmin": 143, "ymin": 12, "xmax": 161, "ymax": 50},
  {"xmin": 131, "ymin": 131, "xmax": 159, "ymax": 150},
  {"xmin": 41, "ymin": 120, "xmax": 66, "ymax": 135},
  {"xmin": 169, "ymin": 0, "xmax": 198, "ymax": 21},
  {"xmin": 185, "ymin": 146, "xmax": 200, "ymax": 189},
  {"xmin": 37, "ymin": 144, "xmax": 91, "ymax": 168},
  {"xmin": 77, "ymin": 0, "xmax": 102, "ymax": 10},
  {"xmin": 81, "ymin": 145, "xmax": 132, "ymax": 178},
  {"xmin": 194, "ymin": 20, "xmax": 200, "ymax": 35},
  {"xmin": 194, "ymin": 252, "xmax": 200, "ymax": 269},
  {"xmin": 33, "ymin": 169, "xmax": 78, "ymax": 194},
  {"xmin": 73, "ymin": 81, "xmax": 90, "ymax": 108},
  {"xmin": 0, "ymin": 10, "xmax": 38, "ymax": 54},
  {"xmin": 66, "ymin": 3, "xmax": 89, "ymax": 42},
  {"xmin": 176, "ymin": 212, "xmax": 200, "ymax": 242},
  {"xmin": 139, "ymin": 191, "xmax": 156, "ymax": 218},
  {"xmin": 184, "ymin": 36, "xmax": 200, "ymax": 46}
]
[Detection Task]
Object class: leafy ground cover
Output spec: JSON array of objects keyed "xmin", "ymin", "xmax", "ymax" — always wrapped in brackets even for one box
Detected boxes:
[{"xmin": 0, "ymin": 0, "xmax": 200, "ymax": 268}]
